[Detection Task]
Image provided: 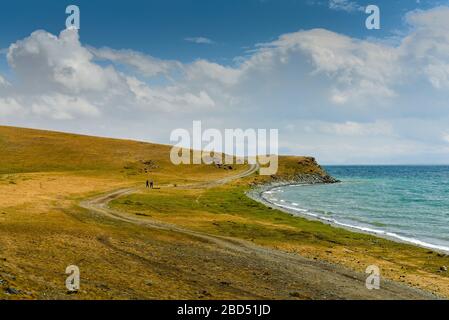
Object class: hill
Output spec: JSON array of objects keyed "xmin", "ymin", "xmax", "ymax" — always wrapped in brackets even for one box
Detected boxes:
[{"xmin": 0, "ymin": 126, "xmax": 447, "ymax": 300}]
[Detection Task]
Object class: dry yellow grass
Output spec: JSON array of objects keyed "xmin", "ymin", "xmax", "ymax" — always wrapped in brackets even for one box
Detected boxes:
[{"xmin": 0, "ymin": 125, "xmax": 252, "ymax": 299}]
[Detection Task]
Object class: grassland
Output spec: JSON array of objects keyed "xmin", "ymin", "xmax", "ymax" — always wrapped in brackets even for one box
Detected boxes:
[{"xmin": 0, "ymin": 125, "xmax": 448, "ymax": 299}]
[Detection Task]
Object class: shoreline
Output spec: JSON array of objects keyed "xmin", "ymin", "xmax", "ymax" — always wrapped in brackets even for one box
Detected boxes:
[{"xmin": 246, "ymin": 179, "xmax": 449, "ymax": 255}]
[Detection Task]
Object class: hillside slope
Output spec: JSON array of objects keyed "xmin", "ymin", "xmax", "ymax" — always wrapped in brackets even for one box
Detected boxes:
[{"xmin": 0, "ymin": 126, "xmax": 447, "ymax": 300}]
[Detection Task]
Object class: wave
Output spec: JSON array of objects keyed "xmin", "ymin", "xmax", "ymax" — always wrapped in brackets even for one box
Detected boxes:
[{"xmin": 262, "ymin": 192, "xmax": 449, "ymax": 253}]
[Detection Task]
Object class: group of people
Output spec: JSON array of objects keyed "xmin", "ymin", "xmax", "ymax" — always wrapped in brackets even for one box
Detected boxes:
[{"xmin": 146, "ymin": 179, "xmax": 154, "ymax": 189}]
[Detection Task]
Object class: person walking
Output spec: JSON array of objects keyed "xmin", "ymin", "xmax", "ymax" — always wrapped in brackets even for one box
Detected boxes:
[
  {"xmin": 146, "ymin": 180, "xmax": 149, "ymax": 188},
  {"xmin": 150, "ymin": 180, "xmax": 154, "ymax": 189}
]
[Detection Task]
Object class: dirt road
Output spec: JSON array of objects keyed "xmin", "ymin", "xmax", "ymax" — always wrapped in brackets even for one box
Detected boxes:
[{"xmin": 79, "ymin": 164, "xmax": 438, "ymax": 300}]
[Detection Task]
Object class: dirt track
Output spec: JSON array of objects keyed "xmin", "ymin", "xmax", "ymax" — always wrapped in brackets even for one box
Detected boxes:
[{"xmin": 79, "ymin": 164, "xmax": 438, "ymax": 300}]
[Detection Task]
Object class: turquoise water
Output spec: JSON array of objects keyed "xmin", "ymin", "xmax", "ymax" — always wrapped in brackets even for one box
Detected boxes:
[{"xmin": 263, "ymin": 166, "xmax": 449, "ymax": 252}]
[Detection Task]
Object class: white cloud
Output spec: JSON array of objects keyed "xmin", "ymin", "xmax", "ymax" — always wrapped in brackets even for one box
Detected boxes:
[
  {"xmin": 7, "ymin": 30, "xmax": 124, "ymax": 94},
  {"xmin": 126, "ymin": 76, "xmax": 216, "ymax": 112},
  {"xmin": 328, "ymin": 0, "xmax": 364, "ymax": 12},
  {"xmin": 255, "ymin": 28, "xmax": 401, "ymax": 105},
  {"xmin": 185, "ymin": 37, "xmax": 214, "ymax": 44},
  {"xmin": 401, "ymin": 6, "xmax": 449, "ymax": 89},
  {"xmin": 2, "ymin": 29, "xmax": 217, "ymax": 119},
  {"xmin": 443, "ymin": 133, "xmax": 449, "ymax": 143},
  {"xmin": 0, "ymin": 97, "xmax": 25, "ymax": 117},
  {"xmin": 31, "ymin": 94, "xmax": 100, "ymax": 120},
  {"xmin": 0, "ymin": 74, "xmax": 9, "ymax": 87},
  {"xmin": 89, "ymin": 47, "xmax": 182, "ymax": 77},
  {"xmin": 318, "ymin": 121, "xmax": 394, "ymax": 136},
  {"xmin": 185, "ymin": 60, "xmax": 242, "ymax": 86}
]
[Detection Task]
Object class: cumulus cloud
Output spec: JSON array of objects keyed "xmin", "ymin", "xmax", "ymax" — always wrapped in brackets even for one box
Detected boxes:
[
  {"xmin": 89, "ymin": 47, "xmax": 182, "ymax": 77},
  {"xmin": 126, "ymin": 76, "xmax": 216, "ymax": 112},
  {"xmin": 185, "ymin": 60, "xmax": 242, "ymax": 86},
  {"xmin": 2, "ymin": 28, "xmax": 216, "ymax": 121},
  {"xmin": 7, "ymin": 30, "xmax": 123, "ymax": 94},
  {"xmin": 402, "ymin": 6, "xmax": 449, "ymax": 89},
  {"xmin": 0, "ymin": 97, "xmax": 25, "ymax": 117},
  {"xmin": 31, "ymin": 94, "xmax": 100, "ymax": 120},
  {"xmin": 253, "ymin": 28, "xmax": 400, "ymax": 105}
]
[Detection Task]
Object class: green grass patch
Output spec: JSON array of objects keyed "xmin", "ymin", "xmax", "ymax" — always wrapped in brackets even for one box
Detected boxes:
[{"xmin": 110, "ymin": 184, "xmax": 449, "ymax": 279}]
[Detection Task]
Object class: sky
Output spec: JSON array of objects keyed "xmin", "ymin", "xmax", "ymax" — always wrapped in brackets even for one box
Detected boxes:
[{"xmin": 1, "ymin": 0, "xmax": 449, "ymax": 164}]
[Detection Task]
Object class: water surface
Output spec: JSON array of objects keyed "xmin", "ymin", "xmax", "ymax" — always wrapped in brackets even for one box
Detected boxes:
[{"xmin": 263, "ymin": 166, "xmax": 449, "ymax": 252}]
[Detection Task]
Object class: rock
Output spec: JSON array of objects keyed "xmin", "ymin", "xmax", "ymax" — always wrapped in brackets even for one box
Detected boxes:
[
  {"xmin": 144, "ymin": 280, "xmax": 153, "ymax": 286},
  {"xmin": 96, "ymin": 283, "xmax": 110, "ymax": 290},
  {"xmin": 440, "ymin": 266, "xmax": 447, "ymax": 272},
  {"xmin": 141, "ymin": 160, "xmax": 158, "ymax": 169},
  {"xmin": 66, "ymin": 290, "xmax": 78, "ymax": 295},
  {"xmin": 5, "ymin": 287, "xmax": 19, "ymax": 295},
  {"xmin": 3, "ymin": 273, "xmax": 15, "ymax": 280},
  {"xmin": 289, "ymin": 292, "xmax": 302, "ymax": 298},
  {"xmin": 198, "ymin": 290, "xmax": 211, "ymax": 297}
]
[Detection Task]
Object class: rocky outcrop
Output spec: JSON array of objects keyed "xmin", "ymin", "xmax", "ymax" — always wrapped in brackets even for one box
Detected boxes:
[
  {"xmin": 288, "ymin": 173, "xmax": 339, "ymax": 184},
  {"xmin": 267, "ymin": 156, "xmax": 340, "ymax": 186},
  {"xmin": 266, "ymin": 172, "xmax": 339, "ymax": 187}
]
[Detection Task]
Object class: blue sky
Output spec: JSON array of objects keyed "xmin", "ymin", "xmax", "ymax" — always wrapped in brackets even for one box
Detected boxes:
[
  {"xmin": 0, "ymin": 0, "xmax": 440, "ymax": 63},
  {"xmin": 1, "ymin": 0, "xmax": 449, "ymax": 164}
]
